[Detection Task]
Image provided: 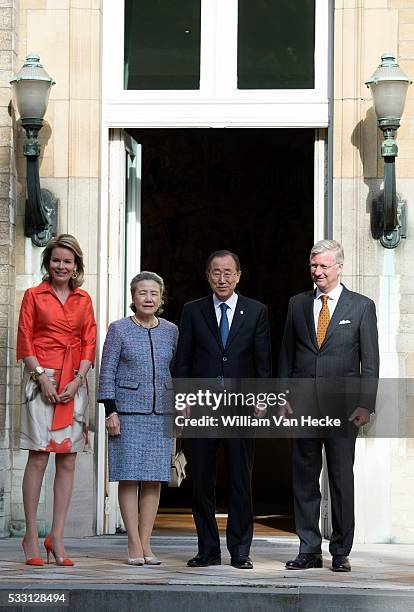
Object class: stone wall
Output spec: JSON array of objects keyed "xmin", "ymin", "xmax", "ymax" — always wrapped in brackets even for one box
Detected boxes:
[
  {"xmin": 333, "ymin": 0, "xmax": 414, "ymax": 542},
  {"xmin": 0, "ymin": 0, "xmax": 17, "ymax": 539},
  {"xmin": 10, "ymin": 0, "xmax": 101, "ymax": 537},
  {"xmin": 4, "ymin": 0, "xmax": 414, "ymax": 542}
]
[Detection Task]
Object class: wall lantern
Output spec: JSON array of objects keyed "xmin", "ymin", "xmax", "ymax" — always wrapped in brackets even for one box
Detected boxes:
[
  {"xmin": 365, "ymin": 53, "xmax": 412, "ymax": 249},
  {"xmin": 10, "ymin": 54, "xmax": 57, "ymax": 247}
]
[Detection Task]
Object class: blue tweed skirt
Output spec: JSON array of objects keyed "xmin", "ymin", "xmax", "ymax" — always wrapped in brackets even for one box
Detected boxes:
[{"xmin": 108, "ymin": 413, "xmax": 173, "ymax": 482}]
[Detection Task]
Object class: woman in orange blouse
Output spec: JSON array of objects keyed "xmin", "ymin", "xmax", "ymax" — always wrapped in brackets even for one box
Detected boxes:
[{"xmin": 17, "ymin": 234, "xmax": 96, "ymax": 567}]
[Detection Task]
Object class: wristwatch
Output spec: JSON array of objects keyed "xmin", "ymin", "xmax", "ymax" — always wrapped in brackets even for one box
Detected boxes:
[{"xmin": 30, "ymin": 366, "xmax": 45, "ymax": 381}]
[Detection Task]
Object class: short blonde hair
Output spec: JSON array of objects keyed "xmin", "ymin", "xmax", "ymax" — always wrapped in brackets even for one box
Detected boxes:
[{"xmin": 41, "ymin": 234, "xmax": 85, "ymax": 289}]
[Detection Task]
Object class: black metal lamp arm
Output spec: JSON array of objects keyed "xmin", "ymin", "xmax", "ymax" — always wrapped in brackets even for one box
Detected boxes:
[
  {"xmin": 383, "ymin": 156, "xmax": 397, "ymax": 232},
  {"xmin": 22, "ymin": 119, "xmax": 57, "ymax": 247}
]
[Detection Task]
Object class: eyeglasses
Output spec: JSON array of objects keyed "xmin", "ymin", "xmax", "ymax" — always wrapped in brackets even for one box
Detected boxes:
[
  {"xmin": 209, "ymin": 271, "xmax": 238, "ymax": 280},
  {"xmin": 309, "ymin": 263, "xmax": 340, "ymax": 272}
]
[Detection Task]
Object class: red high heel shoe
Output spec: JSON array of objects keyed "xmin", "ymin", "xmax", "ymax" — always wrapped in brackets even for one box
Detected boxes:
[
  {"xmin": 21, "ymin": 537, "xmax": 44, "ymax": 566},
  {"xmin": 44, "ymin": 534, "xmax": 74, "ymax": 567}
]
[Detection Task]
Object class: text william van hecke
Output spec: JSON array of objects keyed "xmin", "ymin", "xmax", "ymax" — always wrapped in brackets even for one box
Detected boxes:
[{"xmin": 220, "ymin": 415, "xmax": 342, "ymax": 427}]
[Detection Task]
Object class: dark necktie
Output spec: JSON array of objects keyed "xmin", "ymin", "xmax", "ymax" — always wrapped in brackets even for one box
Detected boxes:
[
  {"xmin": 317, "ymin": 294, "xmax": 330, "ymax": 348},
  {"xmin": 219, "ymin": 303, "xmax": 230, "ymax": 347}
]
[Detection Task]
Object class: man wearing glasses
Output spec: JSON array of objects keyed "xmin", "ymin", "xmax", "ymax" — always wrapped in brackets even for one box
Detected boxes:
[
  {"xmin": 174, "ymin": 249, "xmax": 271, "ymax": 570},
  {"xmin": 278, "ymin": 239, "xmax": 379, "ymax": 572}
]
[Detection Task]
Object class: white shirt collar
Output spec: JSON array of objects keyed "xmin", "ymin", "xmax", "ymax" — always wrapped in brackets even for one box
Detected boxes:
[
  {"xmin": 213, "ymin": 292, "xmax": 238, "ymax": 310},
  {"xmin": 315, "ymin": 282, "xmax": 343, "ymax": 302}
]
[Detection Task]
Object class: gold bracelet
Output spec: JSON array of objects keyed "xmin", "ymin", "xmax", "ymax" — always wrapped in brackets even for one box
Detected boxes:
[
  {"xmin": 105, "ymin": 412, "xmax": 117, "ymax": 421},
  {"xmin": 30, "ymin": 366, "xmax": 46, "ymax": 381}
]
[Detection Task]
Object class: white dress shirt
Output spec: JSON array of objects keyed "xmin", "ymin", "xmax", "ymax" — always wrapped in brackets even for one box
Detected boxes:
[
  {"xmin": 313, "ymin": 282, "xmax": 343, "ymax": 333},
  {"xmin": 213, "ymin": 292, "xmax": 238, "ymax": 329}
]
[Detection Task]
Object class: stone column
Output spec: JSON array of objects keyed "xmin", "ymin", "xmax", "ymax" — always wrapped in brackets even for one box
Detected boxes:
[
  {"xmin": 0, "ymin": 0, "xmax": 17, "ymax": 538},
  {"xmin": 333, "ymin": 0, "xmax": 414, "ymax": 542},
  {"xmin": 11, "ymin": 0, "xmax": 101, "ymax": 537}
]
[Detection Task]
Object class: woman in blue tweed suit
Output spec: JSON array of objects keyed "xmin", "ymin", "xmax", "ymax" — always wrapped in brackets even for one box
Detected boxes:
[{"xmin": 98, "ymin": 271, "xmax": 178, "ymax": 566}]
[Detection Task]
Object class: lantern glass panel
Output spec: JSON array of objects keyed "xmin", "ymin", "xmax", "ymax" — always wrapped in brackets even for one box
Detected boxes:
[{"xmin": 14, "ymin": 79, "xmax": 51, "ymax": 120}]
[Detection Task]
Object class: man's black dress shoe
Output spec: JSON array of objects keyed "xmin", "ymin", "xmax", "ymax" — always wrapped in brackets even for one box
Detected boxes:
[
  {"xmin": 230, "ymin": 555, "xmax": 253, "ymax": 569},
  {"xmin": 285, "ymin": 553, "xmax": 323, "ymax": 570},
  {"xmin": 331, "ymin": 555, "xmax": 351, "ymax": 572},
  {"xmin": 187, "ymin": 554, "xmax": 221, "ymax": 567}
]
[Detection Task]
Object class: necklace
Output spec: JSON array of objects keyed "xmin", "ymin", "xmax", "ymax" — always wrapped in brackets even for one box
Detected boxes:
[{"xmin": 132, "ymin": 315, "xmax": 159, "ymax": 329}]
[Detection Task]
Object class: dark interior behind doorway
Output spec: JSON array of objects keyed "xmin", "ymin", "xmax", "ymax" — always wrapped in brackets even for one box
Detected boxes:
[{"xmin": 129, "ymin": 127, "xmax": 314, "ymax": 516}]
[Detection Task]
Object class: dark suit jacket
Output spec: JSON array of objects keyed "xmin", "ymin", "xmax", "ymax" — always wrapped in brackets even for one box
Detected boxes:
[
  {"xmin": 278, "ymin": 284, "xmax": 379, "ymax": 413},
  {"xmin": 174, "ymin": 293, "xmax": 271, "ymax": 379}
]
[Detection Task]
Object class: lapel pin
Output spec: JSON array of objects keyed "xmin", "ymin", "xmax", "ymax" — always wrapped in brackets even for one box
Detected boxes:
[{"xmin": 240, "ymin": 310, "xmax": 244, "ymax": 315}]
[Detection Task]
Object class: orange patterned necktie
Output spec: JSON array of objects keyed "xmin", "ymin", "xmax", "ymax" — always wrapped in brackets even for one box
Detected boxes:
[{"xmin": 317, "ymin": 294, "xmax": 330, "ymax": 348}]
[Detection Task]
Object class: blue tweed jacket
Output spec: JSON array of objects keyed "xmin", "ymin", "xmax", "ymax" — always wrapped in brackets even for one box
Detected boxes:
[{"xmin": 98, "ymin": 317, "xmax": 178, "ymax": 414}]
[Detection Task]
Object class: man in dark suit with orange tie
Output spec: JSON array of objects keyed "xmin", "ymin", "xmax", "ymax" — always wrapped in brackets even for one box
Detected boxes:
[
  {"xmin": 174, "ymin": 250, "xmax": 271, "ymax": 569},
  {"xmin": 278, "ymin": 240, "xmax": 379, "ymax": 572}
]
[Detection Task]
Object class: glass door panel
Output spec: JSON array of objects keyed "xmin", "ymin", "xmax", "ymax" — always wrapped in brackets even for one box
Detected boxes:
[
  {"xmin": 124, "ymin": 0, "xmax": 202, "ymax": 90},
  {"xmin": 237, "ymin": 0, "xmax": 315, "ymax": 89}
]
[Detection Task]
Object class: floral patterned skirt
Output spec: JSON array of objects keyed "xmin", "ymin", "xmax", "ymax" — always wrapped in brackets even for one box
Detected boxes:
[{"xmin": 20, "ymin": 368, "xmax": 88, "ymax": 453}]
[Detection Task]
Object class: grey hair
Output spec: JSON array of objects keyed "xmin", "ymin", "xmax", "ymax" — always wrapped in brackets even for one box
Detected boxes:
[
  {"xmin": 130, "ymin": 271, "xmax": 166, "ymax": 314},
  {"xmin": 310, "ymin": 240, "xmax": 344, "ymax": 265}
]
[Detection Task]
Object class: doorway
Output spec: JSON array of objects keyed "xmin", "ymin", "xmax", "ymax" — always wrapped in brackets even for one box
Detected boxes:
[{"xmin": 127, "ymin": 127, "xmax": 314, "ymax": 528}]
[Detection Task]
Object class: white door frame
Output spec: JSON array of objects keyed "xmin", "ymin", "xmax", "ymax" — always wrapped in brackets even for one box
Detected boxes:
[
  {"xmin": 102, "ymin": 0, "xmax": 330, "ymax": 128},
  {"xmin": 123, "ymin": 135, "xmax": 142, "ymax": 315},
  {"xmin": 96, "ymin": 129, "xmax": 124, "ymax": 534},
  {"xmin": 97, "ymin": 0, "xmax": 332, "ymax": 534},
  {"xmin": 96, "ymin": 129, "xmax": 142, "ymax": 534},
  {"xmin": 96, "ymin": 125, "xmax": 328, "ymax": 534}
]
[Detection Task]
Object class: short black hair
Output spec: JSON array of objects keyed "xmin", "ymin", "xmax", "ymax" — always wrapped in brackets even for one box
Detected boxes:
[{"xmin": 206, "ymin": 250, "xmax": 241, "ymax": 272}]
